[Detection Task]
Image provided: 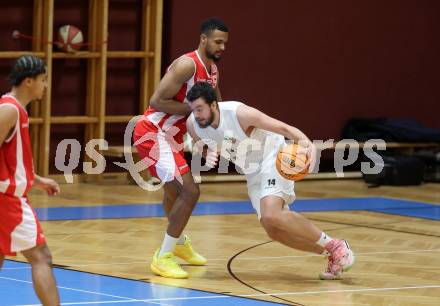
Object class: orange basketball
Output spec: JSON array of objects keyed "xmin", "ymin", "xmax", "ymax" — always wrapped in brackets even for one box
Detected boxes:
[{"xmin": 276, "ymin": 143, "xmax": 309, "ymax": 181}]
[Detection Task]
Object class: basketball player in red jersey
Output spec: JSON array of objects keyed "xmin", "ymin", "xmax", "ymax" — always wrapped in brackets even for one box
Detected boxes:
[
  {"xmin": 133, "ymin": 18, "xmax": 229, "ymax": 278},
  {"xmin": 0, "ymin": 56, "xmax": 61, "ymax": 305}
]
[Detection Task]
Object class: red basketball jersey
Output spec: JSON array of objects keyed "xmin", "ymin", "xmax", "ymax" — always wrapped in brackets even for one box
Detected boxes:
[
  {"xmin": 138, "ymin": 50, "xmax": 218, "ymax": 144},
  {"xmin": 0, "ymin": 94, "xmax": 35, "ymax": 197}
]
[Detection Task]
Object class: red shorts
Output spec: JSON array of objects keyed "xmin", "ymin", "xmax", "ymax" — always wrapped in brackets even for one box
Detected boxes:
[
  {"xmin": 0, "ymin": 194, "xmax": 46, "ymax": 256},
  {"xmin": 133, "ymin": 125, "xmax": 190, "ymax": 182}
]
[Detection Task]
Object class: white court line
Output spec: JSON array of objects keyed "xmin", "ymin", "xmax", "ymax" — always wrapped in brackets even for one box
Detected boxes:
[
  {"xmin": 5, "ymin": 248, "xmax": 439, "ymax": 270},
  {"xmin": 0, "ymin": 276, "xmax": 171, "ymax": 306},
  {"xmin": 10, "ymin": 284, "xmax": 440, "ymax": 306},
  {"xmin": 4, "ymin": 248, "xmax": 440, "ymax": 274},
  {"xmin": 4, "ymin": 248, "xmax": 440, "ymax": 305},
  {"xmin": 12, "ymin": 302, "xmax": 131, "ymax": 306},
  {"xmin": 33, "ymin": 248, "xmax": 438, "ymax": 267},
  {"xmin": 228, "ymin": 248, "xmax": 440, "ymax": 261}
]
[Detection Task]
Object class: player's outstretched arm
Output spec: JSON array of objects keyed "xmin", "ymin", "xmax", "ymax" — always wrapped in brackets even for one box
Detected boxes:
[
  {"xmin": 0, "ymin": 105, "xmax": 18, "ymax": 147},
  {"xmin": 236, "ymin": 104, "xmax": 311, "ymax": 143},
  {"xmin": 149, "ymin": 57, "xmax": 196, "ymax": 115},
  {"xmin": 236, "ymin": 104, "xmax": 316, "ymax": 170}
]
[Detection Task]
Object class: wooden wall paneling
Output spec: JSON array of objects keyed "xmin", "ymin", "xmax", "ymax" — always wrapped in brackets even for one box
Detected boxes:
[
  {"xmin": 139, "ymin": 0, "xmax": 163, "ymax": 113},
  {"xmin": 83, "ymin": 0, "xmax": 99, "ymax": 182},
  {"xmin": 38, "ymin": 0, "xmax": 54, "ymax": 177},
  {"xmin": 30, "ymin": 0, "xmax": 44, "ymax": 172},
  {"xmin": 1, "ymin": 0, "xmax": 162, "ymax": 177}
]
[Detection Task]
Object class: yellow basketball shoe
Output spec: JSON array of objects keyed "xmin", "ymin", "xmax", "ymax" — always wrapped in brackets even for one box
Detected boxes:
[
  {"xmin": 150, "ymin": 249, "xmax": 188, "ymax": 279},
  {"xmin": 173, "ymin": 235, "xmax": 207, "ymax": 265}
]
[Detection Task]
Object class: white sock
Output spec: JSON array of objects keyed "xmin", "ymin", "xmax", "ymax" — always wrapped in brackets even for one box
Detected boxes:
[
  {"xmin": 159, "ymin": 233, "xmax": 179, "ymax": 257},
  {"xmin": 177, "ymin": 234, "xmax": 186, "ymax": 245},
  {"xmin": 316, "ymin": 232, "xmax": 333, "ymax": 247}
]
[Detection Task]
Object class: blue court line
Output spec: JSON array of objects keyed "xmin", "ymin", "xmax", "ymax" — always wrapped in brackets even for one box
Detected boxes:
[
  {"xmin": 34, "ymin": 197, "xmax": 440, "ymax": 221},
  {"xmin": 0, "ymin": 261, "xmax": 285, "ymax": 306}
]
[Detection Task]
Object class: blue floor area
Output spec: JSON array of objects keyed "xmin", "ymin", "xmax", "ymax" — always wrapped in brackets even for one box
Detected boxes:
[
  {"xmin": 4, "ymin": 197, "xmax": 439, "ymax": 305},
  {"xmin": 35, "ymin": 197, "xmax": 440, "ymax": 221},
  {"xmin": 0, "ymin": 261, "xmax": 284, "ymax": 306}
]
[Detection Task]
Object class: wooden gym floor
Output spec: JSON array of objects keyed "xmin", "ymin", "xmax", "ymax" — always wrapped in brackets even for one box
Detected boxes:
[{"xmin": 2, "ymin": 179, "xmax": 440, "ymax": 305}]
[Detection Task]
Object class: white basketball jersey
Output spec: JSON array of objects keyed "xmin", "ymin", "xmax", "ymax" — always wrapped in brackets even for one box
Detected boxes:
[{"xmin": 190, "ymin": 101, "xmax": 281, "ymax": 174}]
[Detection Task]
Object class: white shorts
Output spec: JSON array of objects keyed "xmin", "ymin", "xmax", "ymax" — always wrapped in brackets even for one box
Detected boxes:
[{"xmin": 245, "ymin": 133, "xmax": 295, "ymax": 219}]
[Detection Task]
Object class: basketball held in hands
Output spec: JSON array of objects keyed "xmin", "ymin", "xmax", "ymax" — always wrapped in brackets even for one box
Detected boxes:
[{"xmin": 276, "ymin": 143, "xmax": 309, "ymax": 181}]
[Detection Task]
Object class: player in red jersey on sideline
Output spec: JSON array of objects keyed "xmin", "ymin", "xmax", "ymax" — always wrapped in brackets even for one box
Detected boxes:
[
  {"xmin": 0, "ymin": 55, "xmax": 61, "ymax": 306},
  {"xmin": 133, "ymin": 18, "xmax": 229, "ymax": 278}
]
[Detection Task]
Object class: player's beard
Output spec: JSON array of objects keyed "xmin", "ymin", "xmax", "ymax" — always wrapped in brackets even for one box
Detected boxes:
[
  {"xmin": 206, "ymin": 47, "xmax": 221, "ymax": 62},
  {"xmin": 196, "ymin": 109, "xmax": 215, "ymax": 128}
]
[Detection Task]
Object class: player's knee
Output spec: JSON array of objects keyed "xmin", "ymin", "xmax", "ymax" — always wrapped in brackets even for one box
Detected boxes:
[
  {"xmin": 43, "ymin": 251, "xmax": 53, "ymax": 266},
  {"xmin": 27, "ymin": 247, "xmax": 53, "ymax": 267},
  {"xmin": 38, "ymin": 251, "xmax": 53, "ymax": 267},
  {"xmin": 180, "ymin": 184, "xmax": 200, "ymax": 204},
  {"xmin": 260, "ymin": 215, "xmax": 282, "ymax": 240},
  {"xmin": 262, "ymin": 223, "xmax": 281, "ymax": 241},
  {"xmin": 164, "ymin": 193, "xmax": 175, "ymax": 204},
  {"xmin": 37, "ymin": 252, "xmax": 53, "ymax": 268},
  {"xmin": 260, "ymin": 213, "xmax": 281, "ymax": 229}
]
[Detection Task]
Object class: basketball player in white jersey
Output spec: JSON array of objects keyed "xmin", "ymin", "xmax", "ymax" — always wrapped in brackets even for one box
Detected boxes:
[
  {"xmin": 0, "ymin": 56, "xmax": 61, "ymax": 305},
  {"xmin": 185, "ymin": 82, "xmax": 355, "ymax": 279},
  {"xmin": 133, "ymin": 18, "xmax": 229, "ymax": 278}
]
